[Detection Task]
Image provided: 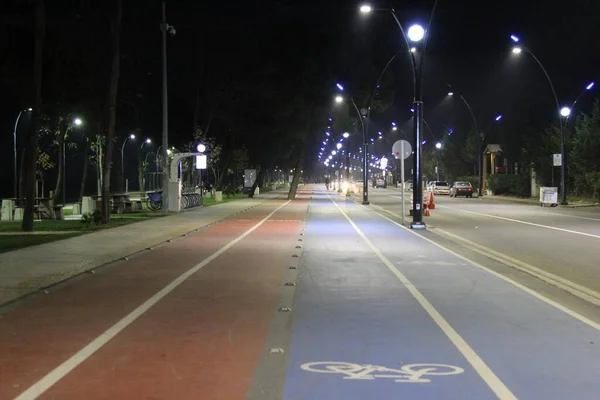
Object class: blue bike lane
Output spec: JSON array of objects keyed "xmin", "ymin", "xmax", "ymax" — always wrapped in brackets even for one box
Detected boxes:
[{"xmin": 280, "ymin": 193, "xmax": 600, "ymax": 400}]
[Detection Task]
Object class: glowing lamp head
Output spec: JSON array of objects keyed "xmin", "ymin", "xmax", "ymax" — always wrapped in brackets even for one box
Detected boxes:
[
  {"xmin": 560, "ymin": 107, "xmax": 571, "ymax": 117},
  {"xmin": 407, "ymin": 24, "xmax": 425, "ymax": 42},
  {"xmin": 196, "ymin": 143, "xmax": 206, "ymax": 153},
  {"xmin": 359, "ymin": 4, "xmax": 372, "ymax": 13}
]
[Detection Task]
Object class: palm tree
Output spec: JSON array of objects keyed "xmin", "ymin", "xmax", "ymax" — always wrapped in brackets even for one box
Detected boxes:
[{"xmin": 21, "ymin": 0, "xmax": 46, "ymax": 232}]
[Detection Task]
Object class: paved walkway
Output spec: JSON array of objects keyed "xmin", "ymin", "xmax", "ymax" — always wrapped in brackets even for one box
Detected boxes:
[{"xmin": 0, "ymin": 192, "xmax": 282, "ymax": 307}]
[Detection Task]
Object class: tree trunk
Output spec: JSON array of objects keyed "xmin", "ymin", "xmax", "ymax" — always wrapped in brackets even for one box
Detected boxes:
[
  {"xmin": 137, "ymin": 145, "xmax": 144, "ymax": 194},
  {"xmin": 19, "ymin": 148, "xmax": 26, "ymax": 204},
  {"xmin": 101, "ymin": 0, "xmax": 122, "ymax": 224},
  {"xmin": 53, "ymin": 129, "xmax": 65, "ymax": 205},
  {"xmin": 79, "ymin": 136, "xmax": 90, "ymax": 201},
  {"xmin": 22, "ymin": 0, "xmax": 45, "ymax": 232},
  {"xmin": 288, "ymin": 147, "xmax": 305, "ymax": 200}
]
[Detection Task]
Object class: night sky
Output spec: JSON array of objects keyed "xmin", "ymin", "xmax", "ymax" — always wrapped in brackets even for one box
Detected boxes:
[{"xmin": 1, "ymin": 0, "xmax": 599, "ymax": 198}]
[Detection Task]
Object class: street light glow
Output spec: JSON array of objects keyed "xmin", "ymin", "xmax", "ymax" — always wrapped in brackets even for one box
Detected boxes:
[
  {"xmin": 560, "ymin": 107, "xmax": 571, "ymax": 117},
  {"xmin": 74, "ymin": 118, "xmax": 83, "ymax": 126},
  {"xmin": 495, "ymin": 115, "xmax": 503, "ymax": 121},
  {"xmin": 586, "ymin": 82, "xmax": 595, "ymax": 90},
  {"xmin": 435, "ymin": 142, "xmax": 442, "ymax": 149},
  {"xmin": 410, "ymin": 47, "xmax": 417, "ymax": 53},
  {"xmin": 196, "ymin": 143, "xmax": 206, "ymax": 152},
  {"xmin": 359, "ymin": 4, "xmax": 372, "ymax": 13},
  {"xmin": 146, "ymin": 138, "xmax": 152, "ymax": 144},
  {"xmin": 392, "ymin": 127, "xmax": 397, "ymax": 131},
  {"xmin": 129, "ymin": 133, "xmax": 135, "ymax": 139},
  {"xmin": 331, "ymin": 150, "xmax": 337, "ymax": 155},
  {"xmin": 336, "ymin": 83, "xmax": 344, "ymax": 91},
  {"xmin": 512, "ymin": 47, "xmax": 522, "ymax": 54},
  {"xmin": 27, "ymin": 108, "xmax": 33, "ymax": 111},
  {"xmin": 510, "ymin": 34, "xmax": 520, "ymax": 43},
  {"xmin": 336, "ymin": 143, "xmax": 342, "ymax": 150},
  {"xmin": 391, "ymin": 122, "xmax": 396, "ymax": 126},
  {"xmin": 343, "ymin": 132, "xmax": 350, "ymax": 138},
  {"xmin": 335, "ymin": 95, "xmax": 343, "ymax": 103},
  {"xmin": 407, "ymin": 24, "xmax": 425, "ymax": 42},
  {"xmin": 447, "ymin": 91, "xmax": 454, "ymax": 96}
]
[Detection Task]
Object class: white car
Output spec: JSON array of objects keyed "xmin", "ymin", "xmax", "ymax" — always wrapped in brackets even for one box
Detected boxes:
[{"xmin": 430, "ymin": 181, "xmax": 450, "ymax": 195}]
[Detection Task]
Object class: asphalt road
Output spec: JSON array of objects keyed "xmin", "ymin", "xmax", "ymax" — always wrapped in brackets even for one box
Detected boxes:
[{"xmin": 361, "ymin": 187, "xmax": 600, "ymax": 308}]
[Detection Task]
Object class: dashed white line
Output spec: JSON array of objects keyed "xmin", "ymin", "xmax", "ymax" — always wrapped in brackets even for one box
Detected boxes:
[{"xmin": 14, "ymin": 201, "xmax": 291, "ymax": 400}]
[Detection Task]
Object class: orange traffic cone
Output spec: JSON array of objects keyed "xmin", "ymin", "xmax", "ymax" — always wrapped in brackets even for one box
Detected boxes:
[
  {"xmin": 429, "ymin": 191, "xmax": 435, "ymax": 209},
  {"xmin": 424, "ymin": 204, "xmax": 431, "ymax": 216}
]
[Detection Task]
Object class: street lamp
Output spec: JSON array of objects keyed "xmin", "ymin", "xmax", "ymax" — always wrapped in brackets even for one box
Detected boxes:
[
  {"xmin": 336, "ymin": 143, "xmax": 343, "ymax": 192},
  {"xmin": 61, "ymin": 116, "xmax": 83, "ymax": 205},
  {"xmin": 160, "ymin": 0, "xmax": 176, "ymax": 211},
  {"xmin": 121, "ymin": 133, "xmax": 135, "ymax": 192},
  {"xmin": 13, "ymin": 107, "xmax": 32, "ymax": 199},
  {"xmin": 510, "ymin": 33, "xmax": 569, "ymax": 204},
  {"xmin": 334, "ymin": 85, "xmax": 369, "ymax": 204}
]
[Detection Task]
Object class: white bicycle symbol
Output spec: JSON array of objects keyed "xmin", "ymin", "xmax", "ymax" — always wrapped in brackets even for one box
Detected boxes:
[{"xmin": 301, "ymin": 361, "xmax": 464, "ymax": 383}]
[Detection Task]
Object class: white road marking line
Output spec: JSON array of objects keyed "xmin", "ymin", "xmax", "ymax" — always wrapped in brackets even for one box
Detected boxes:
[
  {"xmin": 436, "ymin": 205, "xmax": 600, "ymax": 239},
  {"xmin": 375, "ymin": 207, "xmax": 600, "ymax": 333},
  {"xmin": 433, "ymin": 227, "xmax": 600, "ymax": 307},
  {"xmin": 330, "ymin": 199, "xmax": 517, "ymax": 400},
  {"xmin": 14, "ymin": 201, "xmax": 291, "ymax": 400}
]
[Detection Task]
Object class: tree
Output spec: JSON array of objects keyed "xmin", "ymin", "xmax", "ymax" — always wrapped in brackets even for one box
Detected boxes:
[
  {"xmin": 569, "ymin": 101, "xmax": 600, "ymax": 198},
  {"xmin": 101, "ymin": 0, "xmax": 122, "ymax": 224},
  {"xmin": 51, "ymin": 114, "xmax": 79, "ymax": 205},
  {"xmin": 460, "ymin": 130, "xmax": 478, "ymax": 175},
  {"xmin": 21, "ymin": 0, "xmax": 45, "ymax": 232}
]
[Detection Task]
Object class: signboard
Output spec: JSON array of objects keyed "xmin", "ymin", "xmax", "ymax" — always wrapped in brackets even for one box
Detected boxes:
[
  {"xmin": 195, "ymin": 155, "xmax": 207, "ymax": 170},
  {"xmin": 392, "ymin": 140, "xmax": 412, "ymax": 160},
  {"xmin": 540, "ymin": 187, "xmax": 558, "ymax": 205},
  {"xmin": 553, "ymin": 154, "xmax": 562, "ymax": 166},
  {"xmin": 244, "ymin": 169, "xmax": 257, "ymax": 188},
  {"xmin": 380, "ymin": 157, "xmax": 388, "ymax": 170}
]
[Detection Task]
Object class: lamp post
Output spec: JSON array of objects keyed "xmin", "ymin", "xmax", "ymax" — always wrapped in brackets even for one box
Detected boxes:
[
  {"xmin": 120, "ymin": 133, "xmax": 135, "ymax": 192},
  {"xmin": 336, "ymin": 142, "xmax": 343, "ymax": 193},
  {"xmin": 61, "ymin": 117, "xmax": 83, "ymax": 206},
  {"xmin": 13, "ymin": 108, "xmax": 32, "ymax": 199},
  {"xmin": 160, "ymin": 1, "xmax": 175, "ymax": 211},
  {"xmin": 361, "ymin": 3, "xmax": 438, "ymax": 228},
  {"xmin": 334, "ymin": 86, "xmax": 369, "ymax": 204},
  {"xmin": 510, "ymin": 34, "xmax": 571, "ymax": 205}
]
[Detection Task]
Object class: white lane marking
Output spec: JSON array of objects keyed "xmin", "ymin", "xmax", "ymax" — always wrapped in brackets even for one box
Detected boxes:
[
  {"xmin": 14, "ymin": 201, "xmax": 291, "ymax": 400},
  {"xmin": 436, "ymin": 205, "xmax": 600, "ymax": 239},
  {"xmin": 538, "ymin": 211, "xmax": 600, "ymax": 222},
  {"xmin": 375, "ymin": 207, "xmax": 600, "ymax": 333},
  {"xmin": 331, "ymin": 200, "xmax": 517, "ymax": 400},
  {"xmin": 433, "ymin": 227, "xmax": 600, "ymax": 307},
  {"xmin": 301, "ymin": 361, "xmax": 464, "ymax": 383}
]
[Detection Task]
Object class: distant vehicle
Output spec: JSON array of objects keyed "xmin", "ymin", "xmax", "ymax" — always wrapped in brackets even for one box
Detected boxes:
[
  {"xmin": 450, "ymin": 181, "xmax": 474, "ymax": 198},
  {"xmin": 430, "ymin": 181, "xmax": 450, "ymax": 195},
  {"xmin": 375, "ymin": 177, "xmax": 387, "ymax": 188}
]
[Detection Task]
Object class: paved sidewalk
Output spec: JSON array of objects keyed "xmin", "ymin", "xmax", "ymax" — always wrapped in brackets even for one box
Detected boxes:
[{"xmin": 0, "ymin": 192, "xmax": 284, "ymax": 307}]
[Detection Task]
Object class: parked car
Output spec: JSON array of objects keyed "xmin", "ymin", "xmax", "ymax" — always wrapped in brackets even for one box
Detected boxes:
[
  {"xmin": 375, "ymin": 177, "xmax": 387, "ymax": 188},
  {"xmin": 450, "ymin": 181, "xmax": 474, "ymax": 198},
  {"xmin": 430, "ymin": 181, "xmax": 450, "ymax": 195}
]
